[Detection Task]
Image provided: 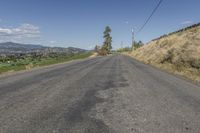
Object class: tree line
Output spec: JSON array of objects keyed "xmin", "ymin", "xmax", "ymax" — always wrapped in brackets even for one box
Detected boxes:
[{"xmin": 116, "ymin": 41, "xmax": 144, "ymax": 52}]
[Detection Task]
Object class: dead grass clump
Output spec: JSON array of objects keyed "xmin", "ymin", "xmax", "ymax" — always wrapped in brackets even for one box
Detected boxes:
[
  {"xmin": 25, "ymin": 63, "xmax": 34, "ymax": 70},
  {"xmin": 98, "ymin": 49, "xmax": 108, "ymax": 56}
]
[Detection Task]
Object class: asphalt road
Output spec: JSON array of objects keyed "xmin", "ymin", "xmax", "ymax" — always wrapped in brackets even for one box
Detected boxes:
[{"xmin": 0, "ymin": 55, "xmax": 200, "ymax": 133}]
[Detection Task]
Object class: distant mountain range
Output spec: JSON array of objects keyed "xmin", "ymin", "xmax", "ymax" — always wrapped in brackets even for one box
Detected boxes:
[{"xmin": 0, "ymin": 42, "xmax": 87, "ymax": 55}]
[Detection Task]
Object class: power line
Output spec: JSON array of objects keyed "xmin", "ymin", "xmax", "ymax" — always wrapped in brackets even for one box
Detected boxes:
[{"xmin": 137, "ymin": 0, "xmax": 164, "ymax": 34}]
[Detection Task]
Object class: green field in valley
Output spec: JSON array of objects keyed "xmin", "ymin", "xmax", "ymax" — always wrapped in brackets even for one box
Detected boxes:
[{"xmin": 0, "ymin": 52, "xmax": 93, "ymax": 74}]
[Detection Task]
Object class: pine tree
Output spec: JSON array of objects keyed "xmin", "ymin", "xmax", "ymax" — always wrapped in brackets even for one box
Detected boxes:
[
  {"xmin": 94, "ymin": 45, "xmax": 100, "ymax": 52},
  {"xmin": 102, "ymin": 26, "xmax": 112, "ymax": 54},
  {"xmin": 94, "ymin": 45, "xmax": 98, "ymax": 52}
]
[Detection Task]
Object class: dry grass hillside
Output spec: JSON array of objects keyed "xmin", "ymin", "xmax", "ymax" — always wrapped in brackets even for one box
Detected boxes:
[{"xmin": 131, "ymin": 23, "xmax": 200, "ymax": 82}]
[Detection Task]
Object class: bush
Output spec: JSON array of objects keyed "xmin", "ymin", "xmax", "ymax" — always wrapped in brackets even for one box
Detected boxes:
[
  {"xmin": 98, "ymin": 49, "xmax": 108, "ymax": 56},
  {"xmin": 161, "ymin": 49, "xmax": 174, "ymax": 63},
  {"xmin": 189, "ymin": 59, "xmax": 200, "ymax": 69}
]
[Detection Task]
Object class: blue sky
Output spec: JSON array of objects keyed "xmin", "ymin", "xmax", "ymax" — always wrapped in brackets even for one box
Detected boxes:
[{"xmin": 0, "ymin": 0, "xmax": 199, "ymax": 49}]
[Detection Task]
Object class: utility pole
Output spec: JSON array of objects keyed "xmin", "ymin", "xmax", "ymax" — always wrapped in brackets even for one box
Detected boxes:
[
  {"xmin": 131, "ymin": 28, "xmax": 134, "ymax": 47},
  {"xmin": 121, "ymin": 41, "xmax": 123, "ymax": 49}
]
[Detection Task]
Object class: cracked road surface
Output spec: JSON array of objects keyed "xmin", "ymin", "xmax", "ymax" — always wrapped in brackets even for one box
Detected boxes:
[{"xmin": 0, "ymin": 55, "xmax": 200, "ymax": 133}]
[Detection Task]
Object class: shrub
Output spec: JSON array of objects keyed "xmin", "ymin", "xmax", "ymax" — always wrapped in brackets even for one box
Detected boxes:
[
  {"xmin": 189, "ymin": 59, "xmax": 200, "ymax": 69},
  {"xmin": 161, "ymin": 49, "xmax": 174, "ymax": 63},
  {"xmin": 98, "ymin": 49, "xmax": 108, "ymax": 56}
]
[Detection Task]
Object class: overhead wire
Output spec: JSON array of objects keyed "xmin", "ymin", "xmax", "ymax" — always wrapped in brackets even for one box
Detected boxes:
[{"xmin": 136, "ymin": 0, "xmax": 164, "ymax": 34}]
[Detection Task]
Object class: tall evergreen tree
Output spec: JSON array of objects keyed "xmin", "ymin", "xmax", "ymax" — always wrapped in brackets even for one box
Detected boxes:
[
  {"xmin": 94, "ymin": 45, "xmax": 98, "ymax": 52},
  {"xmin": 94, "ymin": 45, "xmax": 100, "ymax": 52},
  {"xmin": 102, "ymin": 26, "xmax": 112, "ymax": 54}
]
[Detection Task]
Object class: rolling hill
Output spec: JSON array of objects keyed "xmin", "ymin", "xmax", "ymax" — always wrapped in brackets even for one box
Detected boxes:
[
  {"xmin": 130, "ymin": 23, "xmax": 200, "ymax": 82},
  {"xmin": 0, "ymin": 42, "xmax": 87, "ymax": 55}
]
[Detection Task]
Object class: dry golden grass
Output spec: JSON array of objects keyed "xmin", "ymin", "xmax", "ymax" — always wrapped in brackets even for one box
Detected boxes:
[
  {"xmin": 130, "ymin": 25, "xmax": 200, "ymax": 82},
  {"xmin": 89, "ymin": 52, "xmax": 98, "ymax": 58}
]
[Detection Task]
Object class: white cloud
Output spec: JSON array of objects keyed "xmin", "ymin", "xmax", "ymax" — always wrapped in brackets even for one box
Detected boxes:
[
  {"xmin": 49, "ymin": 40, "xmax": 56, "ymax": 44},
  {"xmin": 125, "ymin": 21, "xmax": 129, "ymax": 24},
  {"xmin": 0, "ymin": 23, "xmax": 41, "ymax": 43},
  {"xmin": 181, "ymin": 20, "xmax": 193, "ymax": 25}
]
